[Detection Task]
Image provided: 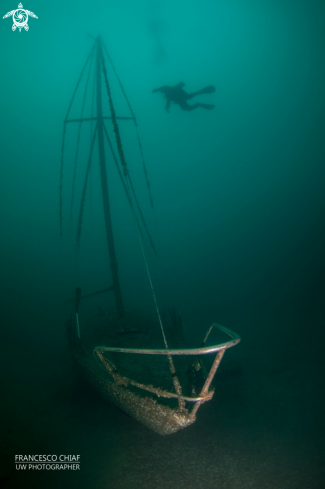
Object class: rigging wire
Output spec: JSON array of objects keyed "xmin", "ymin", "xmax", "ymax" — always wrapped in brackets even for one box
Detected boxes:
[
  {"xmin": 69, "ymin": 46, "xmax": 95, "ymax": 232},
  {"xmin": 60, "ymin": 42, "xmax": 96, "ymax": 237},
  {"xmin": 100, "ymin": 44, "xmax": 160, "ymax": 259},
  {"xmin": 102, "ymin": 121, "xmax": 158, "ymax": 257},
  {"xmin": 100, "ymin": 41, "xmax": 177, "ymax": 325},
  {"xmin": 100, "ymin": 42, "xmax": 182, "ymax": 397},
  {"xmin": 125, "ymin": 177, "xmax": 185, "ymax": 407},
  {"xmin": 102, "ymin": 42, "xmax": 154, "ymax": 209},
  {"xmin": 100, "ymin": 50, "xmax": 128, "ymax": 177},
  {"xmin": 76, "ymin": 123, "xmax": 98, "ymax": 247},
  {"xmin": 61, "ymin": 37, "xmax": 183, "ymax": 401},
  {"xmin": 89, "ymin": 57, "xmax": 97, "ymax": 234}
]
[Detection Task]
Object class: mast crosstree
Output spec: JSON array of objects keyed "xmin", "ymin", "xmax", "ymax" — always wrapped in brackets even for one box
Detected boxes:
[{"xmin": 60, "ymin": 35, "xmax": 155, "ymax": 318}]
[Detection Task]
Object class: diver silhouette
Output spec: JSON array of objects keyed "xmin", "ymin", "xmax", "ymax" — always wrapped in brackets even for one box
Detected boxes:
[{"xmin": 152, "ymin": 82, "xmax": 215, "ymax": 113}]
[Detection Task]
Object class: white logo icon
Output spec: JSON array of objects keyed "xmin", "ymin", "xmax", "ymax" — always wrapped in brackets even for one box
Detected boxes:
[{"xmin": 3, "ymin": 3, "xmax": 38, "ymax": 32}]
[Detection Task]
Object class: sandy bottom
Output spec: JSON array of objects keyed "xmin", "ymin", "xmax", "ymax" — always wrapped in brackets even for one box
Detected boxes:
[{"xmin": 1, "ymin": 293, "xmax": 324, "ymax": 489}]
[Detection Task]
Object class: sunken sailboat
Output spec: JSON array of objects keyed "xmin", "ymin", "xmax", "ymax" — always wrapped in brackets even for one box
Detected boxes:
[{"xmin": 61, "ymin": 36, "xmax": 240, "ymax": 435}]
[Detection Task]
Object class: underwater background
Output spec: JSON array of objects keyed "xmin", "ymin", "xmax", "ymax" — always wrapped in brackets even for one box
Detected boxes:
[{"xmin": 0, "ymin": 0, "xmax": 324, "ymax": 487}]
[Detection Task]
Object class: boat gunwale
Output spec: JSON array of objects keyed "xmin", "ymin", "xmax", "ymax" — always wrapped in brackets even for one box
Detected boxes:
[
  {"xmin": 91, "ymin": 323, "xmax": 240, "ymax": 406},
  {"xmin": 93, "ymin": 323, "xmax": 240, "ymax": 356}
]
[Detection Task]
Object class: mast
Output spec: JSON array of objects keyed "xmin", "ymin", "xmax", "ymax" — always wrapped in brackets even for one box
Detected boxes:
[{"xmin": 96, "ymin": 35, "xmax": 125, "ymax": 318}]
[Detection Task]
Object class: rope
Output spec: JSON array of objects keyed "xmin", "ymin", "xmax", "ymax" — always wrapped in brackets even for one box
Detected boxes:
[
  {"xmin": 76, "ymin": 123, "xmax": 97, "ymax": 247},
  {"xmin": 127, "ymin": 176, "xmax": 158, "ymax": 257},
  {"xmin": 102, "ymin": 122, "xmax": 158, "ymax": 257},
  {"xmin": 69, "ymin": 46, "xmax": 95, "ymax": 231},
  {"xmin": 59, "ymin": 122, "xmax": 66, "ymax": 237},
  {"xmin": 100, "ymin": 41, "xmax": 181, "ymax": 397},
  {"xmin": 102, "ymin": 42, "xmax": 154, "ymax": 208},
  {"xmin": 101, "ymin": 47, "xmax": 158, "ymax": 258},
  {"xmin": 101, "ymin": 42, "xmax": 172, "ymax": 309},
  {"xmin": 59, "ymin": 42, "xmax": 96, "ymax": 237},
  {"xmin": 125, "ymin": 177, "xmax": 185, "ymax": 408},
  {"xmin": 89, "ymin": 59, "xmax": 96, "ymax": 233},
  {"xmin": 61, "ymin": 37, "xmax": 184, "ymax": 407},
  {"xmin": 101, "ymin": 51, "xmax": 128, "ymax": 177}
]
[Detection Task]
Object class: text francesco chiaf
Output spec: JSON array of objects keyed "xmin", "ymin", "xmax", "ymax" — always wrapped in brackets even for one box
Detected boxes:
[{"xmin": 15, "ymin": 455, "xmax": 80, "ymax": 462}]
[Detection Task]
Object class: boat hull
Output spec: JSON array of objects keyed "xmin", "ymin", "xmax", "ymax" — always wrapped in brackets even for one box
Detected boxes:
[{"xmin": 67, "ymin": 309, "xmax": 205, "ymax": 435}]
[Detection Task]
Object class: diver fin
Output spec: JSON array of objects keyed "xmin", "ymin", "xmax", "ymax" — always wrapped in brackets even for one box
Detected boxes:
[
  {"xmin": 198, "ymin": 85, "xmax": 216, "ymax": 95},
  {"xmin": 199, "ymin": 103, "xmax": 215, "ymax": 110},
  {"xmin": 187, "ymin": 85, "xmax": 216, "ymax": 99}
]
